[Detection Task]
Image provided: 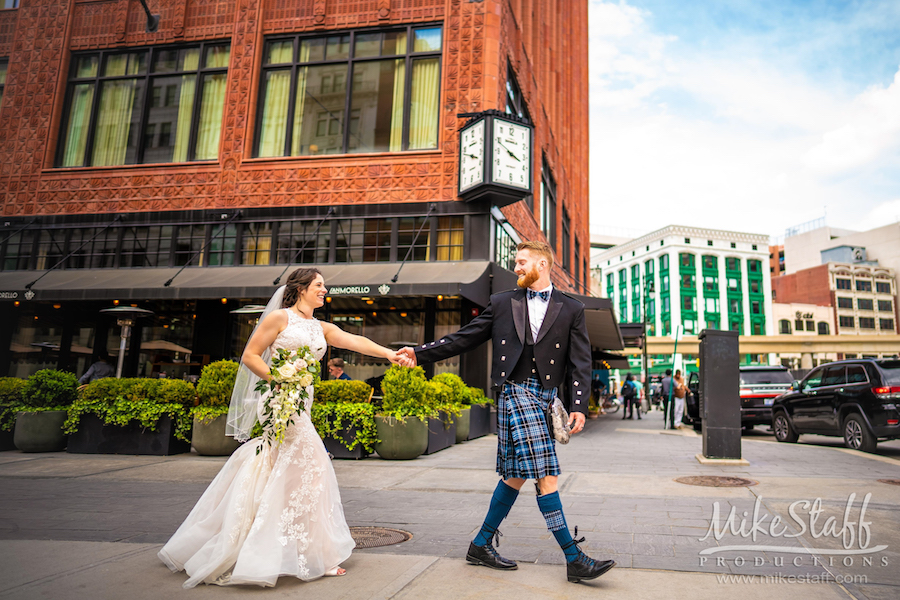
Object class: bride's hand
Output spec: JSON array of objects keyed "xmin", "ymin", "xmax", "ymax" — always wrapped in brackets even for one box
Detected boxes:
[{"xmin": 387, "ymin": 350, "xmax": 414, "ymax": 367}]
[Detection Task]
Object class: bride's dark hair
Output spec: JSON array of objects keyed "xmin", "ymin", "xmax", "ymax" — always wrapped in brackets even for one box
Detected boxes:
[{"xmin": 282, "ymin": 268, "xmax": 323, "ymax": 308}]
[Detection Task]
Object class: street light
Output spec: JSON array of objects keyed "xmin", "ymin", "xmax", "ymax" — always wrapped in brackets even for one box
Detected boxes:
[
  {"xmin": 100, "ymin": 306, "xmax": 154, "ymax": 378},
  {"xmin": 642, "ymin": 276, "xmax": 655, "ymax": 411}
]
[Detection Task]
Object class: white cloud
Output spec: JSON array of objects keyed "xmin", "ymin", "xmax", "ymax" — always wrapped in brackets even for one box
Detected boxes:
[
  {"xmin": 802, "ymin": 69, "xmax": 900, "ymax": 173},
  {"xmin": 587, "ymin": 1, "xmax": 900, "ymax": 239}
]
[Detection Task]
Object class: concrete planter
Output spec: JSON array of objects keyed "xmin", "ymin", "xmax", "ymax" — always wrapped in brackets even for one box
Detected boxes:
[
  {"xmin": 323, "ymin": 421, "xmax": 370, "ymax": 460},
  {"xmin": 468, "ymin": 404, "xmax": 492, "ymax": 440},
  {"xmin": 424, "ymin": 411, "xmax": 456, "ymax": 455},
  {"xmin": 67, "ymin": 414, "xmax": 190, "ymax": 456},
  {"xmin": 191, "ymin": 414, "xmax": 241, "ymax": 456},
  {"xmin": 455, "ymin": 407, "xmax": 471, "ymax": 443},
  {"xmin": 374, "ymin": 416, "xmax": 427, "ymax": 460},
  {"xmin": 14, "ymin": 410, "xmax": 68, "ymax": 453}
]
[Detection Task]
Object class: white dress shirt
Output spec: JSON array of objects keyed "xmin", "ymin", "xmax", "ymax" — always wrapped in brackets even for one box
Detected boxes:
[{"xmin": 526, "ymin": 283, "xmax": 553, "ymax": 340}]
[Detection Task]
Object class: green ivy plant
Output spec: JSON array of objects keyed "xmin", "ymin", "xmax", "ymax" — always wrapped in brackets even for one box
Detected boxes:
[
  {"xmin": 64, "ymin": 378, "xmax": 195, "ymax": 442},
  {"xmin": 0, "ymin": 377, "xmax": 25, "ymax": 432},
  {"xmin": 20, "ymin": 369, "xmax": 79, "ymax": 411},
  {"xmin": 311, "ymin": 401, "xmax": 379, "ymax": 453},
  {"xmin": 192, "ymin": 360, "xmax": 239, "ymax": 424}
]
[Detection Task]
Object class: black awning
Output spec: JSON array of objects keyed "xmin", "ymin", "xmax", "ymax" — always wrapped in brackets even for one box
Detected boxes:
[
  {"xmin": 592, "ymin": 350, "xmax": 631, "ymax": 370},
  {"xmin": 1, "ymin": 261, "xmax": 494, "ymax": 306}
]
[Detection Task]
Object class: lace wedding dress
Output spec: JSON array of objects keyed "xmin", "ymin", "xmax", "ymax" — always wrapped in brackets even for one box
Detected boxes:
[{"xmin": 159, "ymin": 311, "xmax": 355, "ymax": 588}]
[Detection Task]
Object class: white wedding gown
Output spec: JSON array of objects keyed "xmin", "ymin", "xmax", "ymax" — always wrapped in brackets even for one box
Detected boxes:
[{"xmin": 159, "ymin": 311, "xmax": 355, "ymax": 588}]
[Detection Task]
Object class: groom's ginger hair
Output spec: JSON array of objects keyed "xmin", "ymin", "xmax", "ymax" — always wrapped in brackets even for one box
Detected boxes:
[{"xmin": 517, "ymin": 240, "xmax": 554, "ymax": 270}]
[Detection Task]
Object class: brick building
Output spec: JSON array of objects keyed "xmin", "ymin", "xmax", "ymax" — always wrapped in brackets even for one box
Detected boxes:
[{"xmin": 0, "ymin": 0, "xmax": 615, "ymax": 384}]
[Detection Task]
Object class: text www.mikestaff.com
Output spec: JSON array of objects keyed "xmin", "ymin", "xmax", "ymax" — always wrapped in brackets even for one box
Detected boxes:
[{"xmin": 716, "ymin": 573, "xmax": 868, "ymax": 584}]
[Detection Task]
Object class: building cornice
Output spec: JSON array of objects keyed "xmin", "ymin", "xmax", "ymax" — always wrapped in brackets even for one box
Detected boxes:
[{"xmin": 594, "ymin": 224, "xmax": 770, "ymax": 264}]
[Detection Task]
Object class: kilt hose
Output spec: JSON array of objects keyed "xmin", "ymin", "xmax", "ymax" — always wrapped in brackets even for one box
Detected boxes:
[{"xmin": 496, "ymin": 377, "xmax": 561, "ymax": 480}]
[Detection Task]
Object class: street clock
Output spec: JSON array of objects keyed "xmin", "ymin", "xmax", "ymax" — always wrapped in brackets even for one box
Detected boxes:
[{"xmin": 457, "ymin": 110, "xmax": 533, "ymax": 207}]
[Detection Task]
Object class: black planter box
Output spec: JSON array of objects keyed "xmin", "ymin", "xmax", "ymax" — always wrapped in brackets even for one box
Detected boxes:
[
  {"xmin": 67, "ymin": 414, "xmax": 190, "ymax": 456},
  {"xmin": 424, "ymin": 412, "xmax": 456, "ymax": 455},
  {"xmin": 322, "ymin": 423, "xmax": 369, "ymax": 460},
  {"xmin": 468, "ymin": 404, "xmax": 492, "ymax": 440},
  {"xmin": 489, "ymin": 406, "xmax": 498, "ymax": 434},
  {"xmin": 0, "ymin": 429, "xmax": 15, "ymax": 451}
]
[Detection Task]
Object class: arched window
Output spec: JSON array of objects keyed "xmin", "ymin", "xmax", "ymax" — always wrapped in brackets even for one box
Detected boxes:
[
  {"xmin": 779, "ymin": 319, "xmax": 792, "ymax": 334},
  {"xmin": 817, "ymin": 321, "xmax": 830, "ymax": 335}
]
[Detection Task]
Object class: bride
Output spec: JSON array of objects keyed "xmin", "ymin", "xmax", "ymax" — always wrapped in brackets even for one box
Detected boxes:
[{"xmin": 159, "ymin": 267, "xmax": 410, "ymax": 588}]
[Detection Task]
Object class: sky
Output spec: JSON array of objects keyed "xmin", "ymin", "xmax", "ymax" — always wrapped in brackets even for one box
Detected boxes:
[{"xmin": 588, "ymin": 0, "xmax": 900, "ymax": 241}]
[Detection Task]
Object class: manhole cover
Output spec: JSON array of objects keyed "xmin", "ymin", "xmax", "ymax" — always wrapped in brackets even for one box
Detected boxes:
[
  {"xmin": 675, "ymin": 476, "xmax": 758, "ymax": 487},
  {"xmin": 349, "ymin": 526, "xmax": 412, "ymax": 549},
  {"xmin": 877, "ymin": 479, "xmax": 900, "ymax": 486}
]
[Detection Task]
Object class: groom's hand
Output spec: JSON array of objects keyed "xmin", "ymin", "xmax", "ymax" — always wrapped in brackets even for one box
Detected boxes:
[
  {"xmin": 568, "ymin": 411, "xmax": 586, "ymax": 435},
  {"xmin": 398, "ymin": 347, "xmax": 418, "ymax": 367}
]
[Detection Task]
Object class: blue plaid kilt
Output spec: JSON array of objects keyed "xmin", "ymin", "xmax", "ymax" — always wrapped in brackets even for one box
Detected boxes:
[{"xmin": 496, "ymin": 377, "xmax": 561, "ymax": 480}]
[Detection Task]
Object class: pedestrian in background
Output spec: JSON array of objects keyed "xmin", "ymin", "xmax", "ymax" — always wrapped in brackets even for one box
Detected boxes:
[
  {"xmin": 621, "ymin": 372, "xmax": 640, "ymax": 420},
  {"xmin": 673, "ymin": 369, "xmax": 686, "ymax": 428},
  {"xmin": 327, "ymin": 357, "xmax": 352, "ymax": 380},
  {"xmin": 660, "ymin": 369, "xmax": 673, "ymax": 428},
  {"xmin": 78, "ymin": 353, "xmax": 115, "ymax": 385}
]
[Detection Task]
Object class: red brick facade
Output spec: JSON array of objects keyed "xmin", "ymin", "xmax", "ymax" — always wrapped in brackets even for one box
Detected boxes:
[
  {"xmin": 0, "ymin": 0, "xmax": 589, "ymax": 290},
  {"xmin": 771, "ymin": 264, "xmax": 831, "ymax": 306}
]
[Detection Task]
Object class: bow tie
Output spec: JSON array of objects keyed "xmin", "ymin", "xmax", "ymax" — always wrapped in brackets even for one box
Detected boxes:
[{"xmin": 527, "ymin": 289, "xmax": 550, "ymax": 301}]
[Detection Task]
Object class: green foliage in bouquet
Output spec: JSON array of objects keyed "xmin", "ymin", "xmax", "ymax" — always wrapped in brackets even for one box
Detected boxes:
[
  {"xmin": 193, "ymin": 360, "xmax": 239, "ymax": 424},
  {"xmin": 0, "ymin": 377, "xmax": 25, "ymax": 432},
  {"xmin": 64, "ymin": 378, "xmax": 196, "ymax": 442},
  {"xmin": 21, "ymin": 369, "xmax": 79, "ymax": 410}
]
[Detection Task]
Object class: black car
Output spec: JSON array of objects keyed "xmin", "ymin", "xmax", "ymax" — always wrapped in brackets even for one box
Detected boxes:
[
  {"xmin": 685, "ymin": 365, "xmax": 794, "ymax": 430},
  {"xmin": 772, "ymin": 359, "xmax": 900, "ymax": 452}
]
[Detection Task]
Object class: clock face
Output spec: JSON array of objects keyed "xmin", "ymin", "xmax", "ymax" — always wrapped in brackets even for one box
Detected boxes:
[
  {"xmin": 491, "ymin": 118, "xmax": 531, "ymax": 190},
  {"xmin": 459, "ymin": 120, "xmax": 486, "ymax": 193}
]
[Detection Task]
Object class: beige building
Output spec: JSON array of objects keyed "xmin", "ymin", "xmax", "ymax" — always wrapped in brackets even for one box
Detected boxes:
[{"xmin": 783, "ymin": 222, "xmax": 900, "ymax": 276}]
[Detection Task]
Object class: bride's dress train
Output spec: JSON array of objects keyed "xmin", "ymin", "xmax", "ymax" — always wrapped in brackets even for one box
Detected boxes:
[{"xmin": 159, "ymin": 312, "xmax": 355, "ymax": 588}]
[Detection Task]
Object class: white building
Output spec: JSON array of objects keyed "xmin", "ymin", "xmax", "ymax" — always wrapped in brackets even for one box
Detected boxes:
[{"xmin": 593, "ymin": 225, "xmax": 773, "ymax": 337}]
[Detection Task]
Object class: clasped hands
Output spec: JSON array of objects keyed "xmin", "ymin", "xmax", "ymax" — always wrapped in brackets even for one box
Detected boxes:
[{"xmin": 387, "ymin": 347, "xmax": 418, "ymax": 368}]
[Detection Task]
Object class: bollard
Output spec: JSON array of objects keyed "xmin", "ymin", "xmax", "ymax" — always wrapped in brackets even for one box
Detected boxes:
[{"xmin": 699, "ymin": 329, "xmax": 741, "ymax": 459}]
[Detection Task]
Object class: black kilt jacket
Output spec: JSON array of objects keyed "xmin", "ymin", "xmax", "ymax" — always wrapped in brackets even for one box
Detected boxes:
[{"xmin": 414, "ymin": 287, "xmax": 592, "ymax": 415}]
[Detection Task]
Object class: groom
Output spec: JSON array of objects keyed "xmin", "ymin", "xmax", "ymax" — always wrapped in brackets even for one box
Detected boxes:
[{"xmin": 400, "ymin": 240, "xmax": 615, "ymax": 583}]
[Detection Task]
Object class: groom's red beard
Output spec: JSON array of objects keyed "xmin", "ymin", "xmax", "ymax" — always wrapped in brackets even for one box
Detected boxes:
[{"xmin": 516, "ymin": 266, "xmax": 540, "ymax": 289}]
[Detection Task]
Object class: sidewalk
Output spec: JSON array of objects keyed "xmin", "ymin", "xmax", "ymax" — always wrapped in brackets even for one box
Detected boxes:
[{"xmin": 1, "ymin": 408, "xmax": 899, "ymax": 599}]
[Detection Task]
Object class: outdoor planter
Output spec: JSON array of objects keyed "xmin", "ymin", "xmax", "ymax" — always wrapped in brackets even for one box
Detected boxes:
[
  {"xmin": 455, "ymin": 407, "xmax": 471, "ymax": 443},
  {"xmin": 14, "ymin": 410, "xmax": 68, "ymax": 452},
  {"xmin": 468, "ymin": 404, "xmax": 492, "ymax": 440},
  {"xmin": 191, "ymin": 414, "xmax": 241, "ymax": 456},
  {"xmin": 67, "ymin": 414, "xmax": 190, "ymax": 456},
  {"xmin": 374, "ymin": 415, "xmax": 428, "ymax": 460},
  {"xmin": 323, "ymin": 422, "xmax": 370, "ymax": 460},
  {"xmin": 424, "ymin": 411, "xmax": 456, "ymax": 455},
  {"xmin": 489, "ymin": 406, "xmax": 498, "ymax": 434}
]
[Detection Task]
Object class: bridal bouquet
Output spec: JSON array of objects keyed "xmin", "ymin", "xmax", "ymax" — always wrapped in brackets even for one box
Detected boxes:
[{"xmin": 255, "ymin": 346, "xmax": 320, "ymax": 449}]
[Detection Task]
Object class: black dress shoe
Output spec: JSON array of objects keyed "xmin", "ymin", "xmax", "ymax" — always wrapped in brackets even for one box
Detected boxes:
[
  {"xmin": 567, "ymin": 554, "xmax": 616, "ymax": 582},
  {"xmin": 466, "ymin": 542, "xmax": 518, "ymax": 570}
]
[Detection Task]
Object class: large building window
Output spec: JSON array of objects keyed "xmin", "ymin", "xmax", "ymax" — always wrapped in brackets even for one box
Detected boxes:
[
  {"xmin": 839, "ymin": 315, "xmax": 855, "ymax": 328},
  {"xmin": 2, "ymin": 1, "xmax": 19, "ymax": 8},
  {"xmin": 880, "ymin": 318, "xmax": 895, "ymax": 331},
  {"xmin": 58, "ymin": 43, "xmax": 230, "ymax": 167},
  {"xmin": 857, "ymin": 298, "xmax": 874, "ymax": 311},
  {"xmin": 0, "ymin": 58, "xmax": 7, "ymax": 110},
  {"xmin": 876, "ymin": 281, "xmax": 891, "ymax": 294},
  {"xmin": 120, "ymin": 225, "xmax": 173, "ymax": 267},
  {"xmin": 817, "ymin": 321, "xmax": 829, "ymax": 335},
  {"xmin": 256, "ymin": 26, "xmax": 441, "ymax": 157},
  {"xmin": 779, "ymin": 319, "xmax": 792, "ymax": 334},
  {"xmin": 856, "ymin": 279, "xmax": 872, "ymax": 292},
  {"xmin": 540, "ymin": 160, "xmax": 557, "ymax": 249},
  {"xmin": 561, "ymin": 210, "xmax": 571, "ymax": 272},
  {"xmin": 836, "ymin": 278, "xmax": 851, "ymax": 290},
  {"xmin": 837, "ymin": 297, "xmax": 853, "ymax": 309},
  {"xmin": 859, "ymin": 317, "xmax": 875, "ymax": 329},
  {"xmin": 878, "ymin": 299, "xmax": 893, "ymax": 312}
]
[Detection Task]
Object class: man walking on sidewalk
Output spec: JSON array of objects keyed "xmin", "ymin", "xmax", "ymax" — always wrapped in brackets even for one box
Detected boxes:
[{"xmin": 400, "ymin": 241, "xmax": 615, "ymax": 583}]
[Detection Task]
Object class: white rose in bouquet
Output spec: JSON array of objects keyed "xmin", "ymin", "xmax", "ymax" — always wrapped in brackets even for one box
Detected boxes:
[
  {"xmin": 299, "ymin": 373, "xmax": 314, "ymax": 387},
  {"xmin": 294, "ymin": 358, "xmax": 308, "ymax": 371},
  {"xmin": 276, "ymin": 363, "xmax": 297, "ymax": 380}
]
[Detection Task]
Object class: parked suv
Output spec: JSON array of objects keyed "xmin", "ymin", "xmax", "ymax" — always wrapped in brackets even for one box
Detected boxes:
[
  {"xmin": 772, "ymin": 359, "xmax": 900, "ymax": 452},
  {"xmin": 685, "ymin": 365, "xmax": 793, "ymax": 429}
]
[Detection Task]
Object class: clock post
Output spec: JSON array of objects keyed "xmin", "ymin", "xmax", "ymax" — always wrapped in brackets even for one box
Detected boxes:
[{"xmin": 456, "ymin": 110, "xmax": 533, "ymax": 208}]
